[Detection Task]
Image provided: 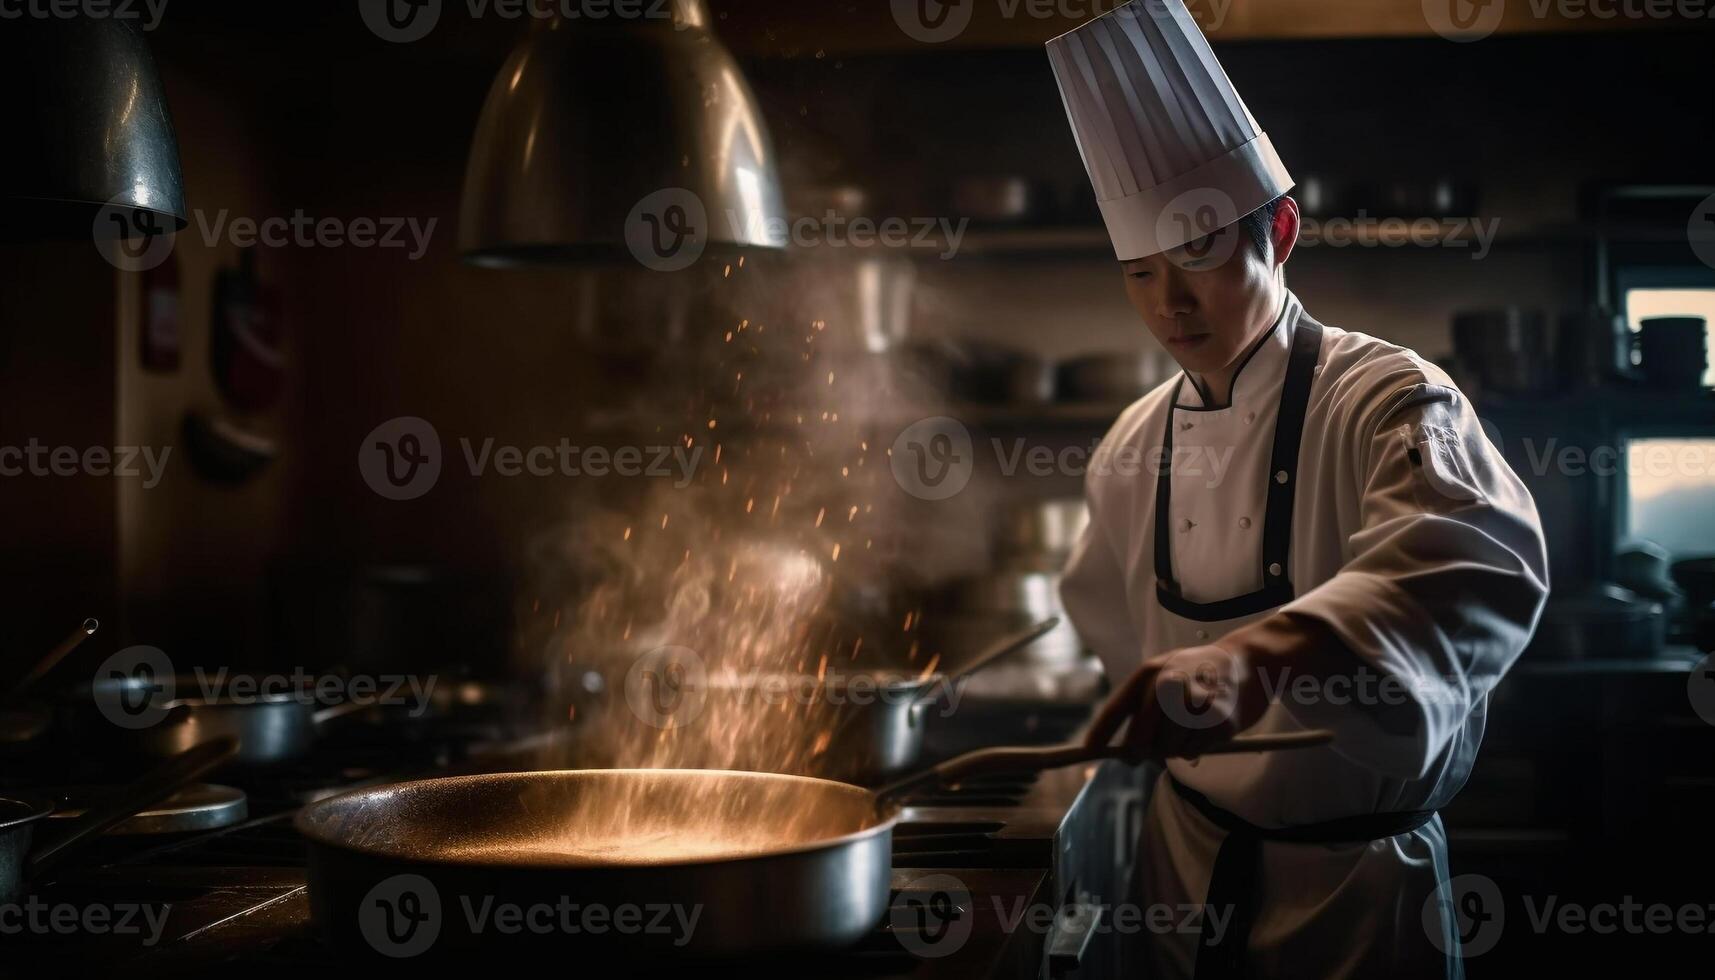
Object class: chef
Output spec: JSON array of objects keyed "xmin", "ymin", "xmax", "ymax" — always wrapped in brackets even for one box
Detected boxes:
[{"xmin": 1048, "ymin": 2, "xmax": 1549, "ymax": 977}]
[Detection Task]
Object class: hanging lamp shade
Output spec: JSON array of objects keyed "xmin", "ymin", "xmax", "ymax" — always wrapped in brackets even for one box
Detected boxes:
[
  {"xmin": 458, "ymin": 0, "xmax": 787, "ymax": 267},
  {"xmin": 0, "ymin": 16, "xmax": 186, "ymax": 242}
]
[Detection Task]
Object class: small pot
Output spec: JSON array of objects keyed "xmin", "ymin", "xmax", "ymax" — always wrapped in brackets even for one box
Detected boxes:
[
  {"xmin": 1637, "ymin": 317, "xmax": 1709, "ymax": 390},
  {"xmin": 67, "ymin": 675, "xmax": 371, "ymax": 767},
  {"xmin": 0, "ymin": 796, "xmax": 51, "ymax": 904}
]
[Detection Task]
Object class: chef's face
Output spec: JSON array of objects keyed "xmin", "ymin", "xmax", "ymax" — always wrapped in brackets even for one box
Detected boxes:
[{"xmin": 1120, "ymin": 199, "xmax": 1298, "ymax": 375}]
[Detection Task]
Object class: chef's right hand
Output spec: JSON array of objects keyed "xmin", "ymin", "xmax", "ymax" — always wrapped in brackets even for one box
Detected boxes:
[{"xmin": 1083, "ymin": 645, "xmax": 1258, "ymax": 763}]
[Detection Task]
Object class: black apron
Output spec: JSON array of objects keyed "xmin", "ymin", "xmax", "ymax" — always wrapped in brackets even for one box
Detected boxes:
[{"xmin": 1151, "ymin": 317, "xmax": 1445, "ymax": 979}]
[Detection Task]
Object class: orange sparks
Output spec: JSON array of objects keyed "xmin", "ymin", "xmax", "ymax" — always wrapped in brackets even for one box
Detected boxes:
[
  {"xmin": 815, "ymin": 508, "xmax": 826, "ymax": 528},
  {"xmin": 810, "ymin": 730, "xmax": 832, "ymax": 756},
  {"xmin": 714, "ymin": 444, "xmax": 722, "ymax": 463},
  {"xmin": 827, "ymin": 371, "xmax": 835, "ymax": 386},
  {"xmin": 816, "ymin": 655, "xmax": 828, "ymax": 682},
  {"xmin": 848, "ymin": 506, "xmax": 858, "ymax": 522},
  {"xmin": 831, "ymin": 543, "xmax": 842, "ymax": 562},
  {"xmin": 623, "ymin": 527, "xmax": 633, "ymax": 541},
  {"xmin": 552, "ymin": 610, "xmax": 561, "ymax": 629},
  {"xmin": 916, "ymin": 654, "xmax": 942, "ymax": 682},
  {"xmin": 746, "ymin": 498, "xmax": 755, "ymax": 514},
  {"xmin": 903, "ymin": 612, "xmax": 915, "ymax": 632},
  {"xmin": 851, "ymin": 637, "xmax": 863, "ymax": 661},
  {"xmin": 708, "ymin": 419, "xmax": 718, "ymax": 430},
  {"xmin": 661, "ymin": 514, "xmax": 670, "ymax": 529}
]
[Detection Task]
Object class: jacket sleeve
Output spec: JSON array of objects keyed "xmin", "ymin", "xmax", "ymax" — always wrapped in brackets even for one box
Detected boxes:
[
  {"xmin": 1060, "ymin": 489, "xmax": 1145, "ymax": 682},
  {"xmin": 1275, "ymin": 376, "xmax": 1550, "ymax": 780}
]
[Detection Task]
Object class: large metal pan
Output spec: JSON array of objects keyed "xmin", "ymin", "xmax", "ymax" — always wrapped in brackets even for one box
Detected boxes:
[{"xmin": 296, "ymin": 729, "xmax": 1331, "ymax": 959}]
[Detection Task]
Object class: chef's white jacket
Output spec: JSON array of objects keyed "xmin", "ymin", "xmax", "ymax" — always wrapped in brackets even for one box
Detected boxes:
[{"xmin": 1060, "ymin": 292, "xmax": 1549, "ymax": 978}]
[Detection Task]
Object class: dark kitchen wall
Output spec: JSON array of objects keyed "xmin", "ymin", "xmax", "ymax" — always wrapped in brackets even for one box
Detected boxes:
[
  {"xmin": 0, "ymin": 241, "xmax": 119, "ymax": 675},
  {"xmin": 107, "ymin": 13, "xmax": 1711, "ymax": 661}
]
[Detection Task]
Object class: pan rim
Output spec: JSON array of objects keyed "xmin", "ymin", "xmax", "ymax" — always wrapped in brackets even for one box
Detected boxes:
[
  {"xmin": 293, "ymin": 768, "xmax": 901, "ymax": 870},
  {"xmin": 0, "ymin": 795, "xmax": 54, "ymax": 832}
]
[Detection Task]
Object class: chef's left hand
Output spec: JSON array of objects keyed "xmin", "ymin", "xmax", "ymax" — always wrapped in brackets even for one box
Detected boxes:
[{"xmin": 1084, "ymin": 644, "xmax": 1270, "ymax": 763}]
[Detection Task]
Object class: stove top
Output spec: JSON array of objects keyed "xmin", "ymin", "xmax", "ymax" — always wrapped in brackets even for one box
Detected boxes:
[{"xmin": 4, "ymin": 695, "xmax": 1132, "ymax": 979}]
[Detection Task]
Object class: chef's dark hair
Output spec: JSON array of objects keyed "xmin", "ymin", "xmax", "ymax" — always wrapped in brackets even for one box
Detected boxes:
[{"xmin": 1236, "ymin": 196, "xmax": 1285, "ymax": 260}]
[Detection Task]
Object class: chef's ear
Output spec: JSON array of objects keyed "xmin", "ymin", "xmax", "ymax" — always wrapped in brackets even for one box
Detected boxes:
[{"xmin": 1270, "ymin": 196, "xmax": 1301, "ymax": 269}]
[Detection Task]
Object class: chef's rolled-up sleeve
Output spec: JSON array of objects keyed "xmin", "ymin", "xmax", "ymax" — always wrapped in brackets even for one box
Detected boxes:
[{"xmin": 1278, "ymin": 374, "xmax": 1550, "ymax": 780}]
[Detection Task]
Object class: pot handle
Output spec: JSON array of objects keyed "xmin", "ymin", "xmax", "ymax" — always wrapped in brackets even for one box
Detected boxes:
[
  {"xmin": 912, "ymin": 617, "xmax": 1062, "ymax": 705},
  {"xmin": 875, "ymin": 730, "xmax": 1333, "ymax": 806},
  {"xmin": 25, "ymin": 737, "xmax": 238, "ymax": 878}
]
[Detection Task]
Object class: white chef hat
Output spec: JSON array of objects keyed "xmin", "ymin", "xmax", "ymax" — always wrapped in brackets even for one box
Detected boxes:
[{"xmin": 1047, "ymin": 0, "xmax": 1293, "ymax": 262}]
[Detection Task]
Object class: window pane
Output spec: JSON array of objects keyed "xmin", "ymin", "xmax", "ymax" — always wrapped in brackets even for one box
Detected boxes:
[
  {"xmin": 1627, "ymin": 437, "xmax": 1715, "ymax": 559},
  {"xmin": 1625, "ymin": 288, "xmax": 1715, "ymax": 387}
]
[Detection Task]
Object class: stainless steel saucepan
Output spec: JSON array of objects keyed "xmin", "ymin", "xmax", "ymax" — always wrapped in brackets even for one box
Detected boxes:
[{"xmin": 296, "ymin": 729, "xmax": 1331, "ymax": 959}]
